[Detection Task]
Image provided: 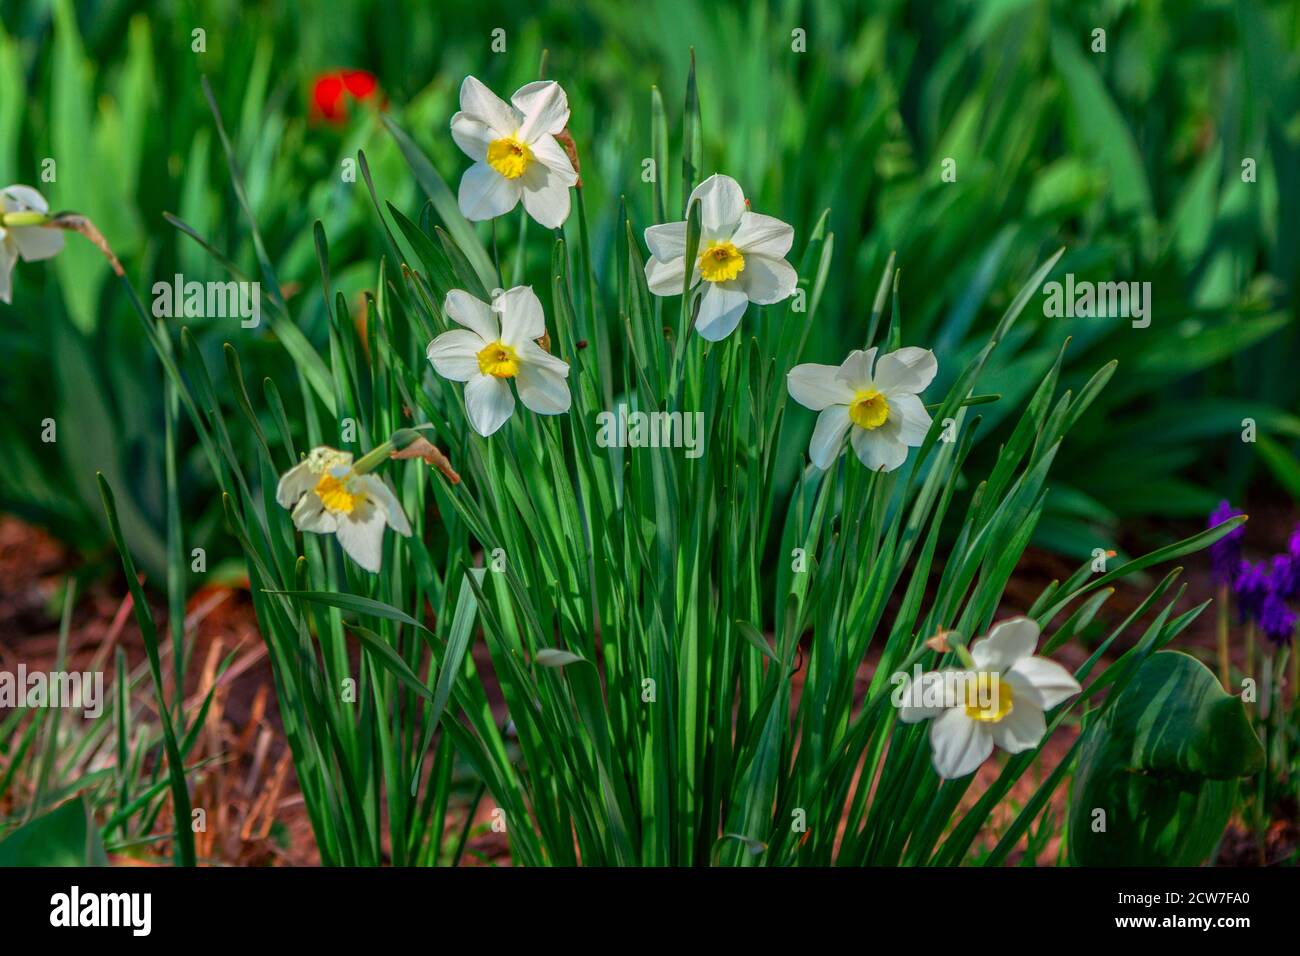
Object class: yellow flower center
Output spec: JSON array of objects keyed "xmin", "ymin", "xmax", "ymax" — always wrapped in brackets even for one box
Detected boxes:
[
  {"xmin": 487, "ymin": 136, "xmax": 533, "ymax": 179},
  {"xmin": 848, "ymin": 389, "xmax": 889, "ymax": 430},
  {"xmin": 698, "ymin": 241, "xmax": 745, "ymax": 282},
  {"xmin": 964, "ymin": 673, "xmax": 1014, "ymax": 723},
  {"xmin": 477, "ymin": 340, "xmax": 520, "ymax": 378},
  {"xmin": 315, "ymin": 473, "xmax": 358, "ymax": 516}
]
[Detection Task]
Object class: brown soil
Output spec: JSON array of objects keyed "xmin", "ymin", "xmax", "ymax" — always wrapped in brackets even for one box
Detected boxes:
[{"xmin": 2, "ymin": 507, "xmax": 1295, "ymax": 867}]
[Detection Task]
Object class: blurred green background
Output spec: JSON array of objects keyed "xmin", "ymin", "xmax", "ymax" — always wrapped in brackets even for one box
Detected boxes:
[{"xmin": 1, "ymin": 0, "xmax": 1297, "ymax": 577}]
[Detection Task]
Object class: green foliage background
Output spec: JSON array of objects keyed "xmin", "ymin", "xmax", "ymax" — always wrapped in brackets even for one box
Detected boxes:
[
  {"xmin": 1, "ymin": 0, "xmax": 1296, "ymax": 572},
  {"xmin": 0, "ymin": 0, "xmax": 1293, "ymax": 869}
]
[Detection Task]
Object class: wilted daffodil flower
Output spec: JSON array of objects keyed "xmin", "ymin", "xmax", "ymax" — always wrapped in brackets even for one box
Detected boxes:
[
  {"xmin": 427, "ymin": 286, "xmax": 571, "ymax": 437},
  {"xmin": 276, "ymin": 445, "xmax": 412, "ymax": 573},
  {"xmin": 643, "ymin": 173, "xmax": 797, "ymax": 341},
  {"xmin": 787, "ymin": 346, "xmax": 937, "ymax": 472},
  {"xmin": 0, "ymin": 185, "xmax": 64, "ymax": 304},
  {"xmin": 451, "ymin": 75, "xmax": 578, "ymax": 229},
  {"xmin": 894, "ymin": 617, "xmax": 1082, "ymax": 780}
]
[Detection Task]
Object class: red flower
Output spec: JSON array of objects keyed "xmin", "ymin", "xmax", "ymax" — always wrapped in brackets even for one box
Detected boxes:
[
  {"xmin": 341, "ymin": 70, "xmax": 377, "ymax": 100},
  {"xmin": 311, "ymin": 69, "xmax": 380, "ymax": 123}
]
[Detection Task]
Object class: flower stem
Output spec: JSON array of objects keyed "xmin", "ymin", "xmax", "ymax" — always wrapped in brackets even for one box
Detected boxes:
[
  {"xmin": 1216, "ymin": 582, "xmax": 1231, "ymax": 690},
  {"xmin": 1245, "ymin": 621, "xmax": 1257, "ymax": 698},
  {"xmin": 352, "ymin": 426, "xmax": 432, "ymax": 474},
  {"xmin": 1289, "ymin": 643, "xmax": 1297, "ymax": 711}
]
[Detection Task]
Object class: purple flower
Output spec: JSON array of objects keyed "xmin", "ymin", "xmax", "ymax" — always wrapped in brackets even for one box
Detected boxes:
[
  {"xmin": 1280, "ymin": 525, "xmax": 1300, "ymax": 601},
  {"xmin": 1271, "ymin": 553, "xmax": 1298, "ymax": 603},
  {"xmin": 1233, "ymin": 558, "xmax": 1271, "ymax": 624},
  {"xmin": 1258, "ymin": 589, "xmax": 1297, "ymax": 647},
  {"xmin": 1207, "ymin": 500, "xmax": 1246, "ymax": 585}
]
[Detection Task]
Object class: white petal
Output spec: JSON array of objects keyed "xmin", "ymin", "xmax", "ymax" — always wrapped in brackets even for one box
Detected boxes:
[
  {"xmin": 645, "ymin": 255, "xmax": 687, "ymax": 297},
  {"xmin": 687, "ymin": 173, "xmax": 746, "ymax": 240},
  {"xmin": 887, "ymin": 392, "xmax": 932, "ymax": 446},
  {"xmin": 458, "ymin": 75, "xmax": 519, "ymax": 137},
  {"xmin": 335, "ymin": 502, "xmax": 388, "ymax": 573},
  {"xmin": 519, "ymin": 162, "xmax": 571, "ymax": 229},
  {"xmin": 1, "ymin": 185, "xmax": 50, "ymax": 214},
  {"xmin": 291, "ymin": 494, "xmax": 337, "ymax": 534},
  {"xmin": 730, "ymin": 211, "xmax": 794, "ymax": 258},
  {"xmin": 989, "ymin": 699, "xmax": 1047, "ymax": 754},
  {"xmin": 512, "ymin": 81, "xmax": 570, "ymax": 141},
  {"xmin": 929, "ymin": 708, "xmax": 994, "ymax": 779},
  {"xmin": 358, "ymin": 475, "xmax": 412, "ymax": 537},
  {"xmin": 516, "ymin": 361, "xmax": 571, "ymax": 414},
  {"xmin": 10, "ymin": 226, "xmax": 63, "ymax": 262},
  {"xmin": 850, "ymin": 426, "xmax": 908, "ymax": 472},
  {"xmin": 443, "ymin": 289, "xmax": 499, "ymax": 342},
  {"xmin": 873, "ymin": 347, "xmax": 938, "ymax": 394},
  {"xmin": 897, "ymin": 668, "xmax": 958, "ymax": 723},
  {"xmin": 970, "ymin": 617, "xmax": 1040, "ymax": 671},
  {"xmin": 693, "ymin": 282, "xmax": 748, "ymax": 341},
  {"xmin": 837, "ymin": 348, "xmax": 877, "ymax": 390},
  {"xmin": 1005, "ymin": 657, "xmax": 1082, "ymax": 710},
  {"xmin": 808, "ymin": 405, "xmax": 851, "ymax": 470},
  {"xmin": 736, "ymin": 254, "xmax": 797, "ymax": 305},
  {"xmin": 464, "ymin": 373, "xmax": 515, "ymax": 436},
  {"xmin": 495, "ymin": 286, "xmax": 545, "ymax": 346},
  {"xmin": 457, "ymin": 161, "xmax": 522, "ymax": 222},
  {"xmin": 0, "ymin": 240, "xmax": 16, "ymax": 304},
  {"xmin": 276, "ymin": 459, "xmax": 317, "ymax": 508},
  {"xmin": 644, "ymin": 221, "xmax": 687, "ymax": 262},
  {"xmin": 427, "ymin": 329, "xmax": 486, "ymax": 381},
  {"xmin": 787, "ymin": 363, "xmax": 855, "ymax": 411},
  {"xmin": 450, "ymin": 112, "xmax": 493, "ymax": 162},
  {"xmin": 518, "ymin": 338, "xmax": 569, "ymax": 376},
  {"xmin": 529, "ymin": 134, "xmax": 578, "ymax": 184}
]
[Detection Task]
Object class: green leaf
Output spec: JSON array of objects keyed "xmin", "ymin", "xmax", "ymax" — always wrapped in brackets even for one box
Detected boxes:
[
  {"xmin": 349, "ymin": 626, "xmax": 435, "ymax": 704},
  {"xmin": 1256, "ymin": 434, "xmax": 1300, "ymax": 500},
  {"xmin": 266, "ymin": 589, "xmax": 433, "ymax": 634},
  {"xmin": 382, "ymin": 114, "xmax": 496, "ymax": 292},
  {"xmin": 0, "ymin": 796, "xmax": 108, "ymax": 867},
  {"xmin": 1069, "ymin": 651, "xmax": 1263, "ymax": 866}
]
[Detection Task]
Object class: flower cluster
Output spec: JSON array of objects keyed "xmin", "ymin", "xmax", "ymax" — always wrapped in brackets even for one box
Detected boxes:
[
  {"xmin": 268, "ymin": 75, "xmax": 945, "ymax": 572},
  {"xmin": 1212, "ymin": 500, "xmax": 1299, "ymax": 646},
  {"xmin": 0, "ymin": 72, "xmax": 940, "ymax": 578}
]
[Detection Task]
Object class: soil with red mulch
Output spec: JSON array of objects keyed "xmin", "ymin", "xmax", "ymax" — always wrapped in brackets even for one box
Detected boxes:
[{"xmin": 2, "ymin": 509, "xmax": 1295, "ymax": 866}]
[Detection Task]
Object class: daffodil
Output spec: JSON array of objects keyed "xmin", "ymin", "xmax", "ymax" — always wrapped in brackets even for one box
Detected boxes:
[
  {"xmin": 0, "ymin": 185, "xmax": 64, "ymax": 304},
  {"xmin": 427, "ymin": 286, "xmax": 571, "ymax": 436},
  {"xmin": 276, "ymin": 446, "xmax": 412, "ymax": 573},
  {"xmin": 643, "ymin": 173, "xmax": 797, "ymax": 341},
  {"xmin": 450, "ymin": 76, "xmax": 578, "ymax": 229},
  {"xmin": 895, "ymin": 617, "xmax": 1082, "ymax": 780},
  {"xmin": 787, "ymin": 346, "xmax": 937, "ymax": 472}
]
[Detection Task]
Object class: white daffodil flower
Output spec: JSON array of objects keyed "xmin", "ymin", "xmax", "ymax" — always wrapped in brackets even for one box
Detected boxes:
[
  {"xmin": 427, "ymin": 286, "xmax": 571, "ymax": 437},
  {"xmin": 276, "ymin": 446, "xmax": 412, "ymax": 573},
  {"xmin": 450, "ymin": 75, "xmax": 578, "ymax": 229},
  {"xmin": 895, "ymin": 617, "xmax": 1082, "ymax": 780},
  {"xmin": 643, "ymin": 173, "xmax": 798, "ymax": 341},
  {"xmin": 787, "ymin": 346, "xmax": 937, "ymax": 472},
  {"xmin": 0, "ymin": 185, "xmax": 64, "ymax": 304}
]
